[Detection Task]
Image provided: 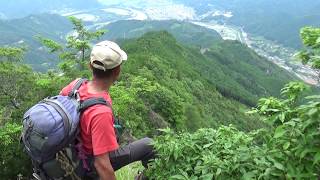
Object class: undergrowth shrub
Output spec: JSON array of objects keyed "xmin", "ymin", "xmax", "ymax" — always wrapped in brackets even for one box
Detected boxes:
[
  {"xmin": 147, "ymin": 82, "xmax": 320, "ymax": 180},
  {"xmin": 147, "ymin": 126, "xmax": 276, "ymax": 180},
  {"xmin": 0, "ymin": 122, "xmax": 32, "ymax": 178}
]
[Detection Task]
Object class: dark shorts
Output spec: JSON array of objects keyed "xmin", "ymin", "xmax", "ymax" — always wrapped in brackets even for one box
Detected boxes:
[{"xmin": 79, "ymin": 137, "xmax": 155, "ymax": 179}]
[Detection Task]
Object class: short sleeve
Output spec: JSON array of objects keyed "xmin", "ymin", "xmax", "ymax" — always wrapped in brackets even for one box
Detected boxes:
[{"xmin": 91, "ymin": 111, "xmax": 119, "ymax": 155}]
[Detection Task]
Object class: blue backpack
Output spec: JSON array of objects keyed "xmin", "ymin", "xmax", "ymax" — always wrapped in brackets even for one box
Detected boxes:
[{"xmin": 21, "ymin": 78, "xmax": 111, "ymax": 179}]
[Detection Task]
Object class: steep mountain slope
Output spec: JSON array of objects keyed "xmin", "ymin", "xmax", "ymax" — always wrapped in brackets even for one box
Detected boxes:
[
  {"xmin": 186, "ymin": 41, "xmax": 296, "ymax": 106},
  {"xmin": 120, "ymin": 31, "xmax": 264, "ymax": 131},
  {"xmin": 102, "ymin": 20, "xmax": 297, "ymax": 105}
]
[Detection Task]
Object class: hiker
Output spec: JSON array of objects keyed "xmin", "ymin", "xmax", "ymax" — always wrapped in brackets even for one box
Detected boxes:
[
  {"xmin": 59, "ymin": 41, "xmax": 155, "ymax": 179},
  {"xmin": 21, "ymin": 40, "xmax": 155, "ymax": 180}
]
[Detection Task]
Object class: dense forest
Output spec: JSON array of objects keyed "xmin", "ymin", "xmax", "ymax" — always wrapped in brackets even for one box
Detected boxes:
[{"xmin": 0, "ymin": 17, "xmax": 320, "ymax": 179}]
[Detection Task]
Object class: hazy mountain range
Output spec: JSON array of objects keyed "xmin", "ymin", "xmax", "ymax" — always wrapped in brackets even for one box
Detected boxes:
[
  {"xmin": 1, "ymin": 0, "xmax": 319, "ymax": 48},
  {"xmin": 0, "ymin": 0, "xmax": 319, "ymax": 84}
]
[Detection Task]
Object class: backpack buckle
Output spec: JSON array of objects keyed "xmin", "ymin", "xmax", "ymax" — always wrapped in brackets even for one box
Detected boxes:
[
  {"xmin": 32, "ymin": 173, "xmax": 41, "ymax": 180},
  {"xmin": 75, "ymin": 90, "xmax": 81, "ymax": 102},
  {"xmin": 70, "ymin": 90, "xmax": 80, "ymax": 102}
]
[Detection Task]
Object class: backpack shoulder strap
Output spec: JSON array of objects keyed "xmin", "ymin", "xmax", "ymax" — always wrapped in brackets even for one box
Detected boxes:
[
  {"xmin": 79, "ymin": 97, "xmax": 111, "ymax": 112},
  {"xmin": 68, "ymin": 78, "xmax": 87, "ymax": 98}
]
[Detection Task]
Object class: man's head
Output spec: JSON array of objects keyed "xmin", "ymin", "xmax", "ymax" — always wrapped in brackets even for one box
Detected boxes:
[{"xmin": 90, "ymin": 41, "xmax": 127, "ymax": 81}]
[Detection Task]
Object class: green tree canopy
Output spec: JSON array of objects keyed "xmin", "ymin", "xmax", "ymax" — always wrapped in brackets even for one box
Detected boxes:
[
  {"xmin": 0, "ymin": 46, "xmax": 25, "ymax": 62},
  {"xmin": 38, "ymin": 16, "xmax": 105, "ymax": 78},
  {"xmin": 296, "ymin": 27, "xmax": 320, "ymax": 81}
]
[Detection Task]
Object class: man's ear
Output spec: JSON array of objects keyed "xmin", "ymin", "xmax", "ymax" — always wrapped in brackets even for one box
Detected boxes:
[{"xmin": 89, "ymin": 63, "xmax": 93, "ymax": 70}]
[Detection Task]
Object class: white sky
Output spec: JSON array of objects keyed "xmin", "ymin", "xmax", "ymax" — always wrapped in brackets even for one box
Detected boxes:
[
  {"xmin": 98, "ymin": 0, "xmax": 138, "ymax": 5},
  {"xmin": 97, "ymin": 0, "xmax": 175, "ymax": 6}
]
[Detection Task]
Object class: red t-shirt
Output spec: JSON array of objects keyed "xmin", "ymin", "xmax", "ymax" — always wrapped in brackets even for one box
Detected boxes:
[{"xmin": 60, "ymin": 79, "xmax": 119, "ymax": 156}]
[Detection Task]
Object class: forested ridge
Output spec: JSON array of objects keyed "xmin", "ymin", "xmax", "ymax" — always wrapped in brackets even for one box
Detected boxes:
[
  {"xmin": 1, "ymin": 17, "xmax": 320, "ymax": 179},
  {"xmin": 0, "ymin": 14, "xmax": 300, "ymax": 106},
  {"xmin": 102, "ymin": 20, "xmax": 299, "ymax": 106}
]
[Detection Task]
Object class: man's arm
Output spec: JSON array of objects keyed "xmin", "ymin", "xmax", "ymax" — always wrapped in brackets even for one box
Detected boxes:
[
  {"xmin": 94, "ymin": 152, "xmax": 116, "ymax": 180},
  {"xmin": 90, "ymin": 110, "xmax": 119, "ymax": 179}
]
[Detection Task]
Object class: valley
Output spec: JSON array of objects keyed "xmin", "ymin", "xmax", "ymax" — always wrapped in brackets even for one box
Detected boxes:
[
  {"xmin": 192, "ymin": 21, "xmax": 319, "ymax": 86},
  {"xmin": 0, "ymin": 0, "xmax": 318, "ymax": 85},
  {"xmin": 57, "ymin": 2, "xmax": 319, "ymax": 86}
]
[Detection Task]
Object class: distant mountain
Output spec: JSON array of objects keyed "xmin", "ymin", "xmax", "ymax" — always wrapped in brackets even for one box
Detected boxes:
[
  {"xmin": 0, "ymin": 0, "xmax": 102, "ymax": 19},
  {"xmin": 102, "ymin": 20, "xmax": 221, "ymax": 47},
  {"xmin": 0, "ymin": 16, "xmax": 222, "ymax": 71},
  {"xmin": 0, "ymin": 14, "xmax": 72, "ymax": 70}
]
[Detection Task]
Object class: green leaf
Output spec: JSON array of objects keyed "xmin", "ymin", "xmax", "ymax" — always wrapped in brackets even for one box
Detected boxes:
[
  {"xmin": 316, "ymin": 37, "xmax": 320, "ymax": 44},
  {"xmin": 203, "ymin": 143, "xmax": 214, "ymax": 148},
  {"xmin": 306, "ymin": 95, "xmax": 320, "ymax": 99},
  {"xmin": 283, "ymin": 142, "xmax": 290, "ymax": 150},
  {"xmin": 171, "ymin": 175, "xmax": 187, "ymax": 180},
  {"xmin": 200, "ymin": 173, "xmax": 214, "ymax": 180},
  {"xmin": 313, "ymin": 152, "xmax": 320, "ymax": 165},
  {"xmin": 279, "ymin": 113, "xmax": 286, "ymax": 123},
  {"xmin": 242, "ymin": 171, "xmax": 256, "ymax": 180},
  {"xmin": 307, "ymin": 108, "xmax": 318, "ymax": 116},
  {"xmin": 274, "ymin": 126, "xmax": 286, "ymax": 138},
  {"xmin": 274, "ymin": 162, "xmax": 284, "ymax": 171},
  {"xmin": 216, "ymin": 168, "xmax": 222, "ymax": 176},
  {"xmin": 300, "ymin": 148, "xmax": 319, "ymax": 159}
]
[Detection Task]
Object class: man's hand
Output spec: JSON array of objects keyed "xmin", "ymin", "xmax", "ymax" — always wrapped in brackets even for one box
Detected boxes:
[{"xmin": 94, "ymin": 152, "xmax": 116, "ymax": 180}]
